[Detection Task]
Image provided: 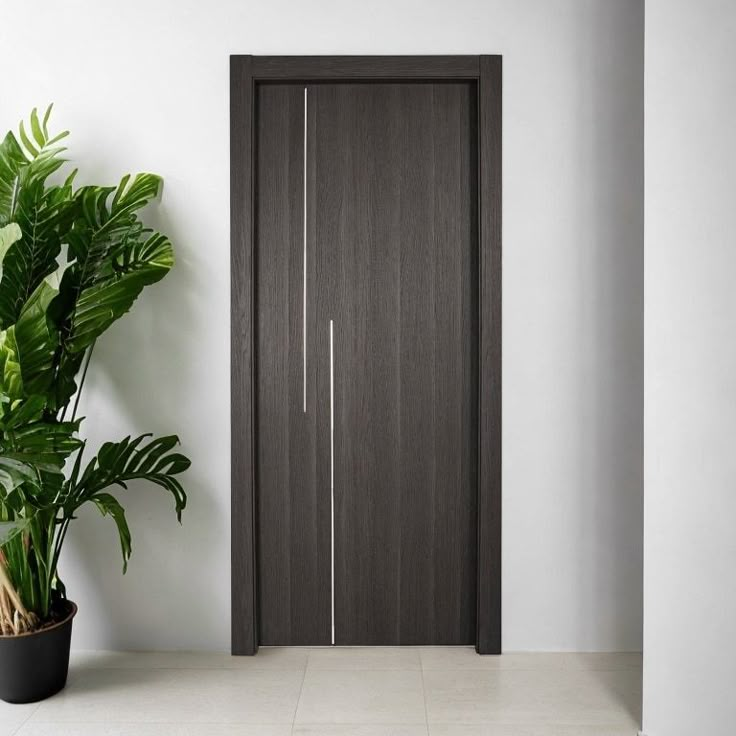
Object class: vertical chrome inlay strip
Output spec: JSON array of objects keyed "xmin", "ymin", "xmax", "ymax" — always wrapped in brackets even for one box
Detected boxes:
[
  {"xmin": 329, "ymin": 319, "xmax": 335, "ymax": 645},
  {"xmin": 302, "ymin": 87, "xmax": 308, "ymax": 413}
]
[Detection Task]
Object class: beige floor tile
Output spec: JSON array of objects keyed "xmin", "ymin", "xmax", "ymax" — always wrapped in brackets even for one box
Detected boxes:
[
  {"xmin": 560, "ymin": 653, "xmax": 642, "ymax": 672},
  {"xmin": 419, "ymin": 649, "xmax": 642, "ymax": 672},
  {"xmin": 419, "ymin": 648, "xmax": 507, "ymax": 671},
  {"xmin": 0, "ymin": 700, "xmax": 39, "ymax": 736},
  {"xmin": 428, "ymin": 726, "xmax": 638, "ymax": 736},
  {"xmin": 422, "ymin": 668, "xmax": 640, "ymax": 726},
  {"xmin": 308, "ymin": 647, "xmax": 421, "ymax": 670},
  {"xmin": 70, "ymin": 647, "xmax": 309, "ymax": 670},
  {"xmin": 30, "ymin": 667, "xmax": 304, "ymax": 724},
  {"xmin": 17, "ymin": 725, "xmax": 291, "ymax": 736},
  {"xmin": 295, "ymin": 669, "xmax": 426, "ymax": 724},
  {"xmin": 6, "ymin": 650, "xmax": 641, "ymax": 734},
  {"xmin": 294, "ymin": 727, "xmax": 429, "ymax": 736}
]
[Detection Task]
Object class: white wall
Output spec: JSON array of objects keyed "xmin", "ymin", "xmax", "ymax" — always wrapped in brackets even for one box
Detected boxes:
[
  {"xmin": 0, "ymin": 0, "xmax": 644, "ymax": 652},
  {"xmin": 643, "ymin": 1, "xmax": 736, "ymax": 733}
]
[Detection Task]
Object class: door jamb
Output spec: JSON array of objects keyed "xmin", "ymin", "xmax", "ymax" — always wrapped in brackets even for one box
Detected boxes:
[{"xmin": 231, "ymin": 55, "xmax": 502, "ymax": 655}]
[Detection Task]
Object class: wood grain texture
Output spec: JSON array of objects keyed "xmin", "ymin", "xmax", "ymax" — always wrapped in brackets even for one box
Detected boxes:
[
  {"xmin": 230, "ymin": 55, "xmax": 257, "ymax": 655},
  {"xmin": 315, "ymin": 83, "xmax": 478, "ymax": 645},
  {"xmin": 476, "ymin": 55, "xmax": 502, "ymax": 655},
  {"xmin": 251, "ymin": 56, "xmax": 480, "ymax": 80},
  {"xmin": 255, "ymin": 84, "xmax": 331, "ymax": 645}
]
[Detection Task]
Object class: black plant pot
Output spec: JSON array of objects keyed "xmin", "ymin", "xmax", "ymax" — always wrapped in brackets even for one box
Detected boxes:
[{"xmin": 0, "ymin": 600, "xmax": 77, "ymax": 704}]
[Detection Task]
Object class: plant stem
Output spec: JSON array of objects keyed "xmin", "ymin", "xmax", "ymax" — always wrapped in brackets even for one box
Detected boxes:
[
  {"xmin": 50, "ymin": 517, "xmax": 71, "ymax": 588},
  {"xmin": 71, "ymin": 341, "xmax": 95, "ymax": 423},
  {"xmin": 0, "ymin": 557, "xmax": 34, "ymax": 633}
]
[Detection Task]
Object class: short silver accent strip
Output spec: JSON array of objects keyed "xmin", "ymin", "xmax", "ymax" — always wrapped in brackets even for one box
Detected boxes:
[
  {"xmin": 302, "ymin": 87, "xmax": 308, "ymax": 413},
  {"xmin": 330, "ymin": 319, "xmax": 335, "ymax": 645}
]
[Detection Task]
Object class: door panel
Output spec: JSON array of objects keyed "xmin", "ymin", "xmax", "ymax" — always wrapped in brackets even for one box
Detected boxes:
[
  {"xmin": 255, "ymin": 84, "xmax": 330, "ymax": 645},
  {"xmin": 256, "ymin": 81, "xmax": 478, "ymax": 646},
  {"xmin": 315, "ymin": 83, "xmax": 478, "ymax": 644}
]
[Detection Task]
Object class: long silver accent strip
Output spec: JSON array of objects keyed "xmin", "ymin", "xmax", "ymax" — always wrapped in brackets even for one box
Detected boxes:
[
  {"xmin": 303, "ymin": 87, "xmax": 308, "ymax": 413},
  {"xmin": 330, "ymin": 319, "xmax": 335, "ymax": 645}
]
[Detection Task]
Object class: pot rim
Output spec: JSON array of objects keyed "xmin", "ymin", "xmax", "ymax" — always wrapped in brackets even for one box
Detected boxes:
[{"xmin": 0, "ymin": 600, "xmax": 77, "ymax": 640}]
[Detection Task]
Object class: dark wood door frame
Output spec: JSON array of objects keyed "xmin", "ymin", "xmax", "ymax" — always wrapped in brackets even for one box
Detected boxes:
[{"xmin": 231, "ymin": 55, "xmax": 502, "ymax": 655}]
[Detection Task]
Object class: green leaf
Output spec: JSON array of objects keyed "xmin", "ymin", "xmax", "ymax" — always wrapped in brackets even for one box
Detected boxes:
[
  {"xmin": 41, "ymin": 104, "xmax": 53, "ymax": 138},
  {"xmin": 0, "ymin": 131, "xmax": 28, "ymax": 226},
  {"xmin": 30, "ymin": 109, "xmax": 45, "ymax": 148},
  {"xmin": 13, "ymin": 280, "xmax": 59, "ymax": 395},
  {"xmin": 0, "ymin": 518, "xmax": 31, "ymax": 548},
  {"xmin": 0, "ymin": 395, "xmax": 45, "ymax": 429},
  {"xmin": 1, "ymin": 419, "xmax": 82, "ymax": 467},
  {"xmin": 72, "ymin": 434, "xmax": 189, "ymax": 524},
  {"xmin": 66, "ymin": 232, "xmax": 173, "ymax": 352},
  {"xmin": 0, "ymin": 456, "xmax": 39, "ymax": 495},
  {"xmin": 0, "ymin": 177, "xmax": 75, "ymax": 329},
  {"xmin": 109, "ymin": 174, "xmax": 161, "ymax": 219},
  {"xmin": 132, "ymin": 435, "xmax": 178, "ymax": 472},
  {"xmin": 0, "ymin": 108, "xmax": 70, "ymax": 228},
  {"xmin": 45, "ymin": 130, "xmax": 69, "ymax": 147},
  {"xmin": 73, "ymin": 174, "xmax": 160, "ymax": 253},
  {"xmin": 91, "ymin": 492, "xmax": 131, "ymax": 572},
  {"xmin": 47, "ymin": 350, "xmax": 84, "ymax": 414},
  {"xmin": 0, "ymin": 327, "xmax": 23, "ymax": 401},
  {"xmin": 18, "ymin": 121, "xmax": 39, "ymax": 158},
  {"xmin": 0, "ymin": 223, "xmax": 22, "ymax": 264},
  {"xmin": 50, "ymin": 174, "xmax": 167, "ymax": 360},
  {"xmin": 0, "ymin": 108, "xmax": 74, "ymax": 328}
]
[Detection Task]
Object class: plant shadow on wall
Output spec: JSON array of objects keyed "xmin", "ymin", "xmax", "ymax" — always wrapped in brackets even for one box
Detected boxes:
[
  {"xmin": 0, "ymin": 106, "xmax": 190, "ymax": 703},
  {"xmin": 63, "ymin": 173, "xmax": 204, "ymax": 651}
]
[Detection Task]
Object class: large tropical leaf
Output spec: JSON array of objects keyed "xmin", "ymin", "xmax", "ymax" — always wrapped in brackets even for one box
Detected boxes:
[
  {"xmin": 48, "ymin": 173, "xmax": 170, "ymax": 359},
  {"xmin": 0, "ymin": 394, "xmax": 45, "ymax": 429},
  {"xmin": 63, "ymin": 173, "xmax": 161, "ymax": 283},
  {"xmin": 66, "ymin": 232, "xmax": 173, "ymax": 352},
  {"xmin": 13, "ymin": 280, "xmax": 59, "ymax": 395},
  {"xmin": 0, "ymin": 457, "xmax": 39, "ymax": 497},
  {"xmin": 0, "ymin": 108, "xmax": 73, "ymax": 328},
  {"xmin": 70, "ymin": 434, "xmax": 188, "ymax": 520},
  {"xmin": 0, "ymin": 223, "xmax": 21, "ymax": 262},
  {"xmin": 0, "ymin": 327, "xmax": 23, "ymax": 402},
  {"xmin": 0, "ymin": 419, "xmax": 81, "ymax": 467},
  {"xmin": 0, "ymin": 519, "xmax": 32, "ymax": 548},
  {"xmin": 0, "ymin": 453, "xmax": 58, "ymax": 520},
  {"xmin": 0, "ymin": 179, "xmax": 75, "ymax": 329},
  {"xmin": 91, "ymin": 492, "xmax": 132, "ymax": 571},
  {"xmin": 0, "ymin": 394, "xmax": 74, "ymax": 511},
  {"xmin": 70, "ymin": 434, "xmax": 189, "ymax": 572},
  {"xmin": 48, "ymin": 350, "xmax": 84, "ymax": 415},
  {"xmin": 0, "ymin": 106, "xmax": 68, "ymax": 226},
  {"xmin": 0, "ymin": 131, "xmax": 28, "ymax": 226}
]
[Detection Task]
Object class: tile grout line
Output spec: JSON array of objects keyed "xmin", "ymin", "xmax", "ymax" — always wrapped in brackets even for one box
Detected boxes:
[
  {"xmin": 419, "ymin": 657, "xmax": 431, "ymax": 735},
  {"xmin": 293, "ymin": 722, "xmax": 432, "ymax": 727},
  {"xmin": 9, "ymin": 702, "xmax": 41, "ymax": 735},
  {"xmin": 291, "ymin": 657, "xmax": 309, "ymax": 734},
  {"xmin": 420, "ymin": 648, "xmax": 432, "ymax": 731}
]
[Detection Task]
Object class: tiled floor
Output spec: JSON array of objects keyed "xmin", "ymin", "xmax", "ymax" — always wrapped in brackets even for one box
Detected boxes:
[{"xmin": 1, "ymin": 648, "xmax": 642, "ymax": 735}]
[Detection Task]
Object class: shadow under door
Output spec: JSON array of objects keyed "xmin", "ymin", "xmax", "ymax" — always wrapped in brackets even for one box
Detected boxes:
[{"xmin": 255, "ymin": 79, "xmax": 479, "ymax": 646}]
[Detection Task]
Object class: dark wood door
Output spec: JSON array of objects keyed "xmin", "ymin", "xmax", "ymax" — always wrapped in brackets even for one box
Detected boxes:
[{"xmin": 256, "ymin": 81, "xmax": 478, "ymax": 646}]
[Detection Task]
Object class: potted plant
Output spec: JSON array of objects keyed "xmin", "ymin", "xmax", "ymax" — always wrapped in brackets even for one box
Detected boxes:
[{"xmin": 0, "ymin": 107, "xmax": 190, "ymax": 703}]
